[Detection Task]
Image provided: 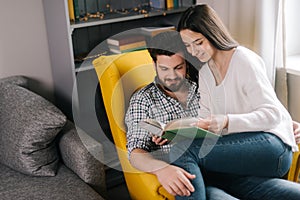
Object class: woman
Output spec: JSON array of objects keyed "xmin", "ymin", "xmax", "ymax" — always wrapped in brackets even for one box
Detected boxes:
[{"xmin": 168, "ymin": 4, "xmax": 300, "ymax": 199}]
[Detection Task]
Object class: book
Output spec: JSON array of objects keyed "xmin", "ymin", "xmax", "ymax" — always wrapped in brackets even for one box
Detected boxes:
[
  {"xmin": 150, "ymin": 0, "xmax": 166, "ymax": 9},
  {"xmin": 109, "ymin": 45, "xmax": 147, "ymax": 54},
  {"xmin": 68, "ymin": 0, "xmax": 75, "ymax": 22},
  {"xmin": 107, "ymin": 35, "xmax": 146, "ymax": 46},
  {"xmin": 138, "ymin": 117, "xmax": 221, "ymax": 141},
  {"xmin": 166, "ymin": 0, "xmax": 174, "ymax": 9},
  {"xmin": 108, "ymin": 40, "xmax": 147, "ymax": 51},
  {"xmin": 173, "ymin": 0, "xmax": 179, "ymax": 8},
  {"xmin": 140, "ymin": 26, "xmax": 176, "ymax": 37},
  {"xmin": 73, "ymin": 0, "xmax": 86, "ymax": 20}
]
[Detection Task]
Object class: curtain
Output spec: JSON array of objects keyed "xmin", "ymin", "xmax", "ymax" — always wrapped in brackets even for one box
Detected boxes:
[
  {"xmin": 248, "ymin": 0, "xmax": 288, "ymax": 108},
  {"xmin": 273, "ymin": 0, "xmax": 288, "ymax": 108},
  {"xmin": 196, "ymin": 0, "xmax": 288, "ymax": 108}
]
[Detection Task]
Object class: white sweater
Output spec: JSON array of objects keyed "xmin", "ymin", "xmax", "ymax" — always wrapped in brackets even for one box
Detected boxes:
[{"xmin": 198, "ymin": 46, "xmax": 298, "ymax": 152}]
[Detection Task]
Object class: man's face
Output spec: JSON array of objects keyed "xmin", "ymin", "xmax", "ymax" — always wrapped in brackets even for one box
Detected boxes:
[{"xmin": 155, "ymin": 53, "xmax": 187, "ymax": 92}]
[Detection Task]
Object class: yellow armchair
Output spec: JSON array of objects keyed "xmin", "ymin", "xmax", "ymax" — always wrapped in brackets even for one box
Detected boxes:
[
  {"xmin": 287, "ymin": 144, "xmax": 300, "ymax": 182},
  {"xmin": 93, "ymin": 50, "xmax": 174, "ymax": 200},
  {"xmin": 93, "ymin": 49, "xmax": 300, "ymax": 199}
]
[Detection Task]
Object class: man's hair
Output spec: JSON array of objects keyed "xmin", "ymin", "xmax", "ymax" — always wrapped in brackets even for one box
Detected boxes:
[
  {"xmin": 147, "ymin": 30, "xmax": 187, "ymax": 63},
  {"xmin": 178, "ymin": 4, "xmax": 238, "ymax": 50}
]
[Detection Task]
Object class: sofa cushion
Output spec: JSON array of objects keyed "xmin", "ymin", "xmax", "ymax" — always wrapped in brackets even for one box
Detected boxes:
[
  {"xmin": 58, "ymin": 121, "xmax": 106, "ymax": 195},
  {"xmin": 0, "ymin": 163, "xmax": 104, "ymax": 200},
  {"xmin": 0, "ymin": 82, "xmax": 67, "ymax": 176}
]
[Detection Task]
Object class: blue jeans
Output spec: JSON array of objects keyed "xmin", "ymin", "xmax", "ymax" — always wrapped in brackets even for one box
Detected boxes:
[
  {"xmin": 205, "ymin": 172, "xmax": 300, "ymax": 200},
  {"xmin": 169, "ymin": 132, "xmax": 294, "ymax": 200}
]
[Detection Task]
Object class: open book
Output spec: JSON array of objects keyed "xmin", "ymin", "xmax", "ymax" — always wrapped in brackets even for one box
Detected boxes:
[{"xmin": 138, "ymin": 117, "xmax": 221, "ymax": 141}]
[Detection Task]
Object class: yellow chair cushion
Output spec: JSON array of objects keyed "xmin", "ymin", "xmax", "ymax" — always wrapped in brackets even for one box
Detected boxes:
[
  {"xmin": 93, "ymin": 50, "xmax": 174, "ymax": 200},
  {"xmin": 287, "ymin": 144, "xmax": 300, "ymax": 182}
]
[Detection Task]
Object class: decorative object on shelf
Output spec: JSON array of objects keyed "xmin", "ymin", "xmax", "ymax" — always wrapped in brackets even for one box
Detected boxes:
[{"xmin": 74, "ymin": 51, "xmax": 108, "ymax": 63}]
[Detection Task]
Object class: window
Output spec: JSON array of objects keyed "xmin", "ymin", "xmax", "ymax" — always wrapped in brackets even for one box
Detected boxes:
[{"xmin": 285, "ymin": 0, "xmax": 300, "ymax": 73}]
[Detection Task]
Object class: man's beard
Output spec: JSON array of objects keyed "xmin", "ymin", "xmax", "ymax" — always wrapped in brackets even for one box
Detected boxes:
[{"xmin": 157, "ymin": 77, "xmax": 186, "ymax": 92}]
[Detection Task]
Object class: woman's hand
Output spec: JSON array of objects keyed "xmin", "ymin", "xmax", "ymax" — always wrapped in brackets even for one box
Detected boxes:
[
  {"xmin": 293, "ymin": 121, "xmax": 300, "ymax": 144},
  {"xmin": 193, "ymin": 115, "xmax": 228, "ymax": 135}
]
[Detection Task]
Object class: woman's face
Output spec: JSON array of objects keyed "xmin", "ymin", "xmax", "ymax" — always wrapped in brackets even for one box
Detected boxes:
[{"xmin": 180, "ymin": 29, "xmax": 215, "ymax": 63}]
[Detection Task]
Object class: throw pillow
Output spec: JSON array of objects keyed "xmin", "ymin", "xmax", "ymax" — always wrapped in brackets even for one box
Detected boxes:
[{"xmin": 0, "ymin": 82, "xmax": 67, "ymax": 176}]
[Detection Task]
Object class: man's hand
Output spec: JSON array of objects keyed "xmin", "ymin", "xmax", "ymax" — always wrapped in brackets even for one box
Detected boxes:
[
  {"xmin": 153, "ymin": 164, "xmax": 195, "ymax": 196},
  {"xmin": 293, "ymin": 121, "xmax": 300, "ymax": 144},
  {"xmin": 152, "ymin": 135, "xmax": 168, "ymax": 145}
]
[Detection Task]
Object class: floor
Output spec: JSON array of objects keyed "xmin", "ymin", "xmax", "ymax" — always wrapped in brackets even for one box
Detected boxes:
[
  {"xmin": 105, "ymin": 168, "xmax": 131, "ymax": 200},
  {"xmin": 107, "ymin": 183, "xmax": 131, "ymax": 200}
]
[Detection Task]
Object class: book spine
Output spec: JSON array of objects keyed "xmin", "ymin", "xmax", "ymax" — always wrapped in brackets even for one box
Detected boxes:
[
  {"xmin": 109, "ymin": 41, "xmax": 147, "ymax": 51},
  {"xmin": 73, "ymin": 0, "xmax": 80, "ymax": 21},
  {"xmin": 78, "ymin": 0, "xmax": 86, "ymax": 17},
  {"xmin": 165, "ymin": 0, "xmax": 174, "ymax": 9},
  {"xmin": 110, "ymin": 46, "xmax": 147, "ymax": 54},
  {"xmin": 107, "ymin": 36, "xmax": 146, "ymax": 46},
  {"xmin": 68, "ymin": 0, "xmax": 75, "ymax": 22},
  {"xmin": 173, "ymin": 0, "xmax": 179, "ymax": 8},
  {"xmin": 150, "ymin": 0, "xmax": 165, "ymax": 9}
]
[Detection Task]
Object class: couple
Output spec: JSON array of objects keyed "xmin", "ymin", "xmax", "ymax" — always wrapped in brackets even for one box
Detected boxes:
[{"xmin": 125, "ymin": 4, "xmax": 300, "ymax": 200}]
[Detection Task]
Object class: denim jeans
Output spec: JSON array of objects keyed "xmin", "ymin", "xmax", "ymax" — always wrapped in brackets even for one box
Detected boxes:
[
  {"xmin": 206, "ymin": 172, "xmax": 300, "ymax": 200},
  {"xmin": 169, "ymin": 132, "xmax": 294, "ymax": 200},
  {"xmin": 205, "ymin": 186, "xmax": 238, "ymax": 200}
]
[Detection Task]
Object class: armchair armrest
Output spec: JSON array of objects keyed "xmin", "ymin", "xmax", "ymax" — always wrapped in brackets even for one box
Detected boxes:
[{"xmin": 58, "ymin": 121, "xmax": 106, "ymax": 196}]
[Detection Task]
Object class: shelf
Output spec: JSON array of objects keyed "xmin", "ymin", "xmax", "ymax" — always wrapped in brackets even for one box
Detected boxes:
[{"xmin": 70, "ymin": 7, "xmax": 188, "ymax": 30}]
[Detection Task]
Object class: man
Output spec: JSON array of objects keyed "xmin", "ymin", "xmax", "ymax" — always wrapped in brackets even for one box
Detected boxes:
[
  {"xmin": 126, "ymin": 31, "xmax": 201, "ymax": 197},
  {"xmin": 125, "ymin": 31, "xmax": 300, "ymax": 199}
]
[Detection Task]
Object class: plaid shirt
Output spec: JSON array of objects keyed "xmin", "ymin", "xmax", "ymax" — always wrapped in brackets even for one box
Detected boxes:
[{"xmin": 125, "ymin": 78, "xmax": 200, "ymax": 161}]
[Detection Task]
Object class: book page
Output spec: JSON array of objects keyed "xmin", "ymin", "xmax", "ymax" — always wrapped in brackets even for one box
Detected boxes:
[
  {"xmin": 164, "ymin": 117, "xmax": 198, "ymax": 130},
  {"xmin": 138, "ymin": 119, "xmax": 166, "ymax": 137}
]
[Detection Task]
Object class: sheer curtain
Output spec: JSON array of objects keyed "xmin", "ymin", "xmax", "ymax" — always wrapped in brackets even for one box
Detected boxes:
[{"xmin": 197, "ymin": 0, "xmax": 288, "ymax": 107}]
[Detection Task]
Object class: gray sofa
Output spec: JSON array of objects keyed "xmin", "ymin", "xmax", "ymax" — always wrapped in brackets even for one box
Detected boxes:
[{"xmin": 0, "ymin": 76, "xmax": 107, "ymax": 200}]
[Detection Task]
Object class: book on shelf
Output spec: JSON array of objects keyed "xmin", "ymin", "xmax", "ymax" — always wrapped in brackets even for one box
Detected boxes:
[
  {"xmin": 107, "ymin": 35, "xmax": 146, "ymax": 46},
  {"xmin": 173, "ymin": 0, "xmax": 179, "ymax": 8},
  {"xmin": 109, "ymin": 45, "xmax": 147, "ymax": 54},
  {"xmin": 73, "ymin": 0, "xmax": 86, "ymax": 20},
  {"xmin": 68, "ymin": 0, "xmax": 75, "ymax": 22},
  {"xmin": 149, "ymin": 0, "xmax": 166, "ymax": 9},
  {"xmin": 166, "ymin": 0, "xmax": 174, "ymax": 9},
  {"xmin": 138, "ymin": 117, "xmax": 221, "ymax": 141},
  {"xmin": 140, "ymin": 26, "xmax": 176, "ymax": 37},
  {"xmin": 108, "ymin": 40, "xmax": 147, "ymax": 51}
]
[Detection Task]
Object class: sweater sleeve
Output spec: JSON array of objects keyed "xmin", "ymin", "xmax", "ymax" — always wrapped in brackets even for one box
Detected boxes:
[{"xmin": 227, "ymin": 53, "xmax": 283, "ymax": 133}]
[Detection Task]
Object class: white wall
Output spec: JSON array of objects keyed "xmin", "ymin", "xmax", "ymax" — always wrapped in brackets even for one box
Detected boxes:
[
  {"xmin": 196, "ymin": 0, "xmax": 256, "ymax": 50},
  {"xmin": 0, "ymin": 0, "xmax": 54, "ymax": 101}
]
